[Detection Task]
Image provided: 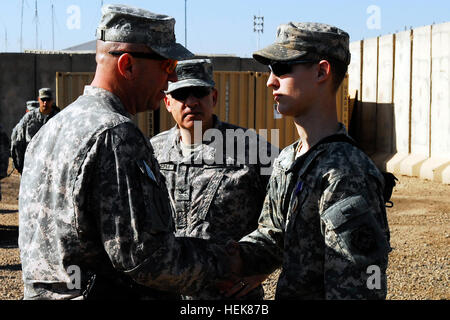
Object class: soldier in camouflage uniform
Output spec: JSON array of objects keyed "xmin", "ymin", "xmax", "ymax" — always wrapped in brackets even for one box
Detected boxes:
[
  {"xmin": 151, "ymin": 59, "xmax": 278, "ymax": 299},
  {"xmin": 25, "ymin": 100, "xmax": 39, "ymax": 113},
  {"xmin": 11, "ymin": 89, "xmax": 59, "ymax": 174},
  {"xmin": 226, "ymin": 22, "xmax": 392, "ymax": 300},
  {"xmin": 18, "ymin": 4, "xmax": 239, "ymax": 300},
  {"xmin": 0, "ymin": 124, "xmax": 10, "ymax": 201}
]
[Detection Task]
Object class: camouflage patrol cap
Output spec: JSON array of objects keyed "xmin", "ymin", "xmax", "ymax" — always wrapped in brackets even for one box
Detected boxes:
[
  {"xmin": 26, "ymin": 100, "xmax": 39, "ymax": 111},
  {"xmin": 253, "ymin": 22, "xmax": 351, "ymax": 65},
  {"xmin": 166, "ymin": 59, "xmax": 215, "ymax": 93},
  {"xmin": 96, "ymin": 4, "xmax": 193, "ymax": 61},
  {"xmin": 38, "ymin": 88, "xmax": 53, "ymax": 99}
]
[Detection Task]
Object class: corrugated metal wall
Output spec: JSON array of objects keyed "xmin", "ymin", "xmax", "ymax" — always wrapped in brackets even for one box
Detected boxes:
[
  {"xmin": 56, "ymin": 71, "xmax": 349, "ymax": 150},
  {"xmin": 56, "ymin": 72, "xmax": 94, "ymax": 108}
]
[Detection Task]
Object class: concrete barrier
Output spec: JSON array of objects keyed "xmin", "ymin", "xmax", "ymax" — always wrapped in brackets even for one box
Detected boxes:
[
  {"xmin": 386, "ymin": 30, "xmax": 412, "ymax": 174},
  {"xmin": 420, "ymin": 22, "xmax": 450, "ymax": 183},
  {"xmin": 352, "ymin": 22, "xmax": 450, "ymax": 184},
  {"xmin": 0, "ymin": 52, "xmax": 96, "ymax": 138},
  {"xmin": 360, "ymin": 37, "xmax": 378, "ymax": 155},
  {"xmin": 372, "ymin": 34, "xmax": 395, "ymax": 169},
  {"xmin": 399, "ymin": 26, "xmax": 432, "ymax": 177}
]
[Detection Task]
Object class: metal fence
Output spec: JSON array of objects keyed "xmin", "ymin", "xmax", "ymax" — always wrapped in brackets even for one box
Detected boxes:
[{"xmin": 56, "ymin": 71, "xmax": 349, "ymax": 150}]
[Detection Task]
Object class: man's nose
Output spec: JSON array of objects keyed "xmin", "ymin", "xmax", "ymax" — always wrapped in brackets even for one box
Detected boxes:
[
  {"xmin": 184, "ymin": 94, "xmax": 199, "ymax": 107},
  {"xmin": 267, "ymin": 72, "xmax": 280, "ymax": 89}
]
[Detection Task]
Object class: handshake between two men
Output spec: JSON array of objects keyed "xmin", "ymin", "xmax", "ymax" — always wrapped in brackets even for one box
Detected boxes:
[{"xmin": 215, "ymin": 240, "xmax": 272, "ymax": 299}]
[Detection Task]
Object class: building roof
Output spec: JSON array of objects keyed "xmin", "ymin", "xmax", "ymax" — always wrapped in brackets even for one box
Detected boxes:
[{"xmin": 62, "ymin": 40, "xmax": 96, "ymax": 52}]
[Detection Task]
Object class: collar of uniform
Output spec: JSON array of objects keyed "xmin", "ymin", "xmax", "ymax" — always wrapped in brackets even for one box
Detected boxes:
[
  {"xmin": 286, "ymin": 123, "xmax": 349, "ymax": 176},
  {"xmin": 201, "ymin": 115, "xmax": 236, "ymax": 165},
  {"xmin": 164, "ymin": 114, "xmax": 234, "ymax": 165},
  {"xmin": 156, "ymin": 125, "xmax": 180, "ymax": 162},
  {"xmin": 83, "ymin": 86, "xmax": 131, "ymax": 119},
  {"xmin": 278, "ymin": 142, "xmax": 298, "ymax": 171}
]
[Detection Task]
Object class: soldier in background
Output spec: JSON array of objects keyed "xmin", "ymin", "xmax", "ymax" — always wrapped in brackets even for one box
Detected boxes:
[
  {"xmin": 10, "ymin": 88, "xmax": 60, "ymax": 174},
  {"xmin": 19, "ymin": 4, "xmax": 240, "ymax": 300},
  {"xmin": 25, "ymin": 100, "xmax": 39, "ymax": 113},
  {"xmin": 151, "ymin": 59, "xmax": 278, "ymax": 300},
  {"xmin": 225, "ymin": 22, "xmax": 391, "ymax": 300},
  {"xmin": 0, "ymin": 123, "xmax": 10, "ymax": 201}
]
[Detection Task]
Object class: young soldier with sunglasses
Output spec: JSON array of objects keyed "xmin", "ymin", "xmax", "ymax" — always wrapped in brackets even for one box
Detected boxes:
[
  {"xmin": 10, "ymin": 88, "xmax": 60, "ymax": 174},
  {"xmin": 151, "ymin": 59, "xmax": 278, "ymax": 299},
  {"xmin": 18, "ymin": 5, "xmax": 242, "ymax": 300},
  {"xmin": 225, "ymin": 22, "xmax": 391, "ymax": 300}
]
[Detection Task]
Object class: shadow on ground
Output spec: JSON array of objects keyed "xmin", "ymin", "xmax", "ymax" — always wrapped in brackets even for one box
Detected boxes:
[
  {"xmin": 0, "ymin": 209, "xmax": 18, "ymax": 215},
  {"xmin": 0, "ymin": 225, "xmax": 18, "ymax": 248},
  {"xmin": 0, "ymin": 264, "xmax": 21, "ymax": 271}
]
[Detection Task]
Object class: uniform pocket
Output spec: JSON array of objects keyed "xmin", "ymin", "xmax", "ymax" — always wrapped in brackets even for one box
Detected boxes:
[{"xmin": 321, "ymin": 195, "xmax": 390, "ymax": 266}]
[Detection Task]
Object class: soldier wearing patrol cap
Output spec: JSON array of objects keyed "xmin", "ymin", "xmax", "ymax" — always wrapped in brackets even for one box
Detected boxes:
[
  {"xmin": 10, "ymin": 88, "xmax": 60, "ymax": 174},
  {"xmin": 225, "ymin": 22, "xmax": 391, "ymax": 299},
  {"xmin": 37, "ymin": 88, "xmax": 60, "ymax": 114},
  {"xmin": 25, "ymin": 100, "xmax": 39, "ymax": 113},
  {"xmin": 151, "ymin": 59, "xmax": 278, "ymax": 300},
  {"xmin": 18, "ymin": 4, "xmax": 240, "ymax": 300}
]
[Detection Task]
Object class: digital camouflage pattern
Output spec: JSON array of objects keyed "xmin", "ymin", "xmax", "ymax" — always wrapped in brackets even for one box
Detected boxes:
[
  {"xmin": 166, "ymin": 59, "xmax": 216, "ymax": 93},
  {"xmin": 253, "ymin": 22, "xmax": 351, "ymax": 65},
  {"xmin": 18, "ymin": 86, "xmax": 230, "ymax": 300},
  {"xmin": 151, "ymin": 115, "xmax": 276, "ymax": 299},
  {"xmin": 10, "ymin": 106, "xmax": 59, "ymax": 174},
  {"xmin": 239, "ymin": 124, "xmax": 391, "ymax": 300},
  {"xmin": 96, "ymin": 4, "xmax": 193, "ymax": 61},
  {"xmin": 0, "ymin": 124, "xmax": 10, "ymax": 201}
]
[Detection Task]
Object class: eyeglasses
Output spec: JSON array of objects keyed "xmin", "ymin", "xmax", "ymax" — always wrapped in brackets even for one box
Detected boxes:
[
  {"xmin": 268, "ymin": 60, "xmax": 319, "ymax": 77},
  {"xmin": 170, "ymin": 87, "xmax": 212, "ymax": 101},
  {"xmin": 108, "ymin": 51, "xmax": 178, "ymax": 74},
  {"xmin": 40, "ymin": 98, "xmax": 52, "ymax": 102}
]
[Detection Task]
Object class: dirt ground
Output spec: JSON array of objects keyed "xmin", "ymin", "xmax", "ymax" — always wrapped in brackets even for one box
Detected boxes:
[{"xmin": 1, "ymin": 159, "xmax": 449, "ymax": 300}]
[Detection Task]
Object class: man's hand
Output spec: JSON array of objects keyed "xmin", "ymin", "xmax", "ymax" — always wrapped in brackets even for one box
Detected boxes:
[
  {"xmin": 215, "ymin": 240, "xmax": 268, "ymax": 299},
  {"xmin": 223, "ymin": 274, "xmax": 269, "ymax": 299},
  {"xmin": 225, "ymin": 240, "xmax": 242, "ymax": 275},
  {"xmin": 215, "ymin": 240, "xmax": 243, "ymax": 292}
]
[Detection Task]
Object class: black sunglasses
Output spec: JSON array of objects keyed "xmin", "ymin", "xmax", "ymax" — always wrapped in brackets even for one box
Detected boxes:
[
  {"xmin": 268, "ymin": 60, "xmax": 319, "ymax": 77},
  {"xmin": 40, "ymin": 98, "xmax": 52, "ymax": 102},
  {"xmin": 108, "ymin": 51, "xmax": 167, "ymax": 60},
  {"xmin": 170, "ymin": 87, "xmax": 212, "ymax": 101}
]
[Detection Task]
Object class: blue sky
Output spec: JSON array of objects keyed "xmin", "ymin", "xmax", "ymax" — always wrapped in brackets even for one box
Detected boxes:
[{"xmin": 0, "ymin": 0, "xmax": 449, "ymax": 57}]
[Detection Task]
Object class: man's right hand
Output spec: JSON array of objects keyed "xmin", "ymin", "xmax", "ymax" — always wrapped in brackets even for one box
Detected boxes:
[{"xmin": 215, "ymin": 240, "xmax": 243, "ymax": 292}]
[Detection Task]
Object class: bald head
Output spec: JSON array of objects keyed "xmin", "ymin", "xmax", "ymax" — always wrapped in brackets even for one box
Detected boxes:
[{"xmin": 91, "ymin": 40, "xmax": 178, "ymax": 115}]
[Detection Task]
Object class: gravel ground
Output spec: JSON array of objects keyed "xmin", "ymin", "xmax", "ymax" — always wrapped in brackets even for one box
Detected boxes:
[{"xmin": 1, "ymin": 159, "xmax": 449, "ymax": 300}]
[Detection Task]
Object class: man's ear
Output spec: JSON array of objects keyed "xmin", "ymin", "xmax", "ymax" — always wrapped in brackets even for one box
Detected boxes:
[
  {"xmin": 164, "ymin": 95, "xmax": 172, "ymax": 112},
  {"xmin": 317, "ymin": 60, "xmax": 331, "ymax": 84},
  {"xmin": 117, "ymin": 54, "xmax": 134, "ymax": 80},
  {"xmin": 211, "ymin": 88, "xmax": 218, "ymax": 107}
]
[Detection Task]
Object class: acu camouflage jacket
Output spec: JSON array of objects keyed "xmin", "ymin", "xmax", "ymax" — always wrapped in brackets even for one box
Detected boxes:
[
  {"xmin": 239, "ymin": 124, "xmax": 391, "ymax": 300},
  {"xmin": 18, "ymin": 86, "xmax": 229, "ymax": 300},
  {"xmin": 10, "ymin": 107, "xmax": 59, "ymax": 174},
  {"xmin": 151, "ymin": 116, "xmax": 277, "ymax": 299}
]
